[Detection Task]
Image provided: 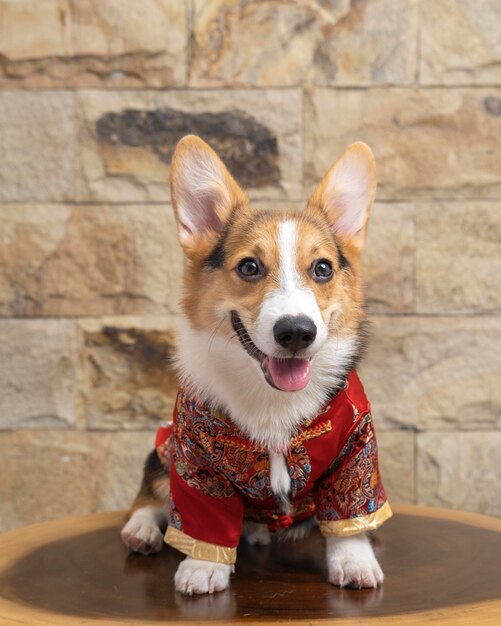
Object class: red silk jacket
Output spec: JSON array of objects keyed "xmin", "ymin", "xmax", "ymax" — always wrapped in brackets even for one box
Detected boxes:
[{"xmin": 159, "ymin": 370, "xmax": 392, "ymax": 564}]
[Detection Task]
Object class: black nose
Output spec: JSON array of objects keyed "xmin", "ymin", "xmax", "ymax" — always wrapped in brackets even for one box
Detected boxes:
[{"xmin": 273, "ymin": 315, "xmax": 317, "ymax": 352}]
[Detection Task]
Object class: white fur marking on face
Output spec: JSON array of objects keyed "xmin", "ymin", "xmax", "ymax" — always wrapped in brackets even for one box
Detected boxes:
[
  {"xmin": 326, "ymin": 533, "xmax": 383, "ymax": 589},
  {"xmin": 278, "ymin": 220, "xmax": 301, "ymax": 292},
  {"xmin": 254, "ymin": 220, "xmax": 327, "ymax": 357}
]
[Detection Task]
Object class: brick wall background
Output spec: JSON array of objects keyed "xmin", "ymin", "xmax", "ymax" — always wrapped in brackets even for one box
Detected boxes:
[{"xmin": 0, "ymin": 0, "xmax": 500, "ymax": 530}]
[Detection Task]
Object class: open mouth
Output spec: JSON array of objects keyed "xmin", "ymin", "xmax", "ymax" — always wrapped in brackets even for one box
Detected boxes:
[{"xmin": 231, "ymin": 311, "xmax": 312, "ymax": 392}]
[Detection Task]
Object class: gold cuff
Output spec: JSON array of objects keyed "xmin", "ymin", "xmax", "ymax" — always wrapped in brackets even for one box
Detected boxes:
[
  {"xmin": 164, "ymin": 526, "xmax": 237, "ymax": 565},
  {"xmin": 319, "ymin": 501, "xmax": 393, "ymax": 537}
]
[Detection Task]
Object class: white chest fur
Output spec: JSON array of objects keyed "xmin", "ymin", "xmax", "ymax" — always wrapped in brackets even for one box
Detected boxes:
[
  {"xmin": 175, "ymin": 318, "xmax": 358, "ymax": 451},
  {"xmin": 269, "ymin": 452, "xmax": 291, "ymax": 505}
]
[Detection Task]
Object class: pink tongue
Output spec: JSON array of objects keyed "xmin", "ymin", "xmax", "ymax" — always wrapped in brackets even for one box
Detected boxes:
[{"xmin": 266, "ymin": 357, "xmax": 311, "ymax": 391}]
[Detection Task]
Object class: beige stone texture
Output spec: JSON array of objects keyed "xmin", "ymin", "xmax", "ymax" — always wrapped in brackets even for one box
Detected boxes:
[
  {"xmin": 0, "ymin": 204, "xmax": 183, "ymax": 317},
  {"xmin": 0, "ymin": 430, "xmax": 154, "ymax": 531},
  {"xmin": 0, "ymin": 0, "xmax": 187, "ymax": 88},
  {"xmin": 0, "ymin": 91, "xmax": 75, "ymax": 202},
  {"xmin": 415, "ymin": 202, "xmax": 501, "ymax": 314},
  {"xmin": 377, "ymin": 430, "xmax": 416, "ymax": 504},
  {"xmin": 363, "ymin": 203, "xmax": 414, "ymax": 313},
  {"xmin": 0, "ymin": 319, "xmax": 77, "ymax": 429},
  {"xmin": 78, "ymin": 316, "xmax": 178, "ymax": 430},
  {"xmin": 304, "ymin": 88, "xmax": 501, "ymax": 200},
  {"xmin": 191, "ymin": 0, "xmax": 417, "ymax": 87},
  {"xmin": 417, "ymin": 431, "xmax": 501, "ymax": 516},
  {"xmin": 75, "ymin": 89, "xmax": 302, "ymax": 202},
  {"xmin": 359, "ymin": 317, "xmax": 501, "ymax": 431},
  {"xmin": 420, "ymin": 0, "xmax": 501, "ymax": 85}
]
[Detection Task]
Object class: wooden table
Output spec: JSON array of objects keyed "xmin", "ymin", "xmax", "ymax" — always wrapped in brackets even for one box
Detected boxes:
[{"xmin": 0, "ymin": 504, "xmax": 500, "ymax": 625}]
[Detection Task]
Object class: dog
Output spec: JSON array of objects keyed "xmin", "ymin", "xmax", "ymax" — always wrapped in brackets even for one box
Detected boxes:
[{"xmin": 121, "ymin": 135, "xmax": 392, "ymax": 595}]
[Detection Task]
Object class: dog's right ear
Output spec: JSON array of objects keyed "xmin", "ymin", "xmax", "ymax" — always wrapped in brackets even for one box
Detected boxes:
[{"xmin": 170, "ymin": 135, "xmax": 247, "ymax": 256}]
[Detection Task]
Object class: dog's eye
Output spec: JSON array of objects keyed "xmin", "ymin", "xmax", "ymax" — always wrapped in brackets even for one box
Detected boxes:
[
  {"xmin": 236, "ymin": 258, "xmax": 263, "ymax": 281},
  {"xmin": 312, "ymin": 259, "xmax": 333, "ymax": 281}
]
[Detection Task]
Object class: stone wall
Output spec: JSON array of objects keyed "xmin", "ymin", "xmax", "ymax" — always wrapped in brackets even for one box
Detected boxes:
[{"xmin": 0, "ymin": 0, "xmax": 500, "ymax": 530}]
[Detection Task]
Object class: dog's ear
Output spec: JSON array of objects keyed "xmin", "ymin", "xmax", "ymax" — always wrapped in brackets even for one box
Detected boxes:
[
  {"xmin": 307, "ymin": 142, "xmax": 376, "ymax": 252},
  {"xmin": 170, "ymin": 135, "xmax": 247, "ymax": 255}
]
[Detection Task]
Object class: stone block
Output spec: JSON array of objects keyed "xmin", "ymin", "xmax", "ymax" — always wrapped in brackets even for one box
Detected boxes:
[
  {"xmin": 78, "ymin": 317, "xmax": 178, "ymax": 430},
  {"xmin": 75, "ymin": 89, "xmax": 302, "ymax": 202},
  {"xmin": 0, "ymin": 204, "xmax": 183, "ymax": 317},
  {"xmin": 0, "ymin": 92, "xmax": 75, "ymax": 202},
  {"xmin": 191, "ymin": 0, "xmax": 417, "ymax": 87},
  {"xmin": 417, "ymin": 431, "xmax": 501, "ymax": 517},
  {"xmin": 416, "ymin": 202, "xmax": 501, "ymax": 314},
  {"xmin": 0, "ymin": 430, "xmax": 154, "ymax": 531},
  {"xmin": 0, "ymin": 320, "xmax": 77, "ymax": 429},
  {"xmin": 377, "ymin": 430, "xmax": 416, "ymax": 504},
  {"xmin": 304, "ymin": 88, "xmax": 501, "ymax": 200},
  {"xmin": 420, "ymin": 0, "xmax": 501, "ymax": 85},
  {"xmin": 359, "ymin": 317, "xmax": 501, "ymax": 431},
  {"xmin": 363, "ymin": 203, "xmax": 414, "ymax": 313},
  {"xmin": 0, "ymin": 0, "xmax": 187, "ymax": 88}
]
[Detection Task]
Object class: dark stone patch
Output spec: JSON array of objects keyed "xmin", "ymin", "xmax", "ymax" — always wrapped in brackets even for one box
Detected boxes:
[
  {"xmin": 96, "ymin": 107, "xmax": 281, "ymax": 188},
  {"xmin": 85, "ymin": 326, "xmax": 178, "ymax": 392},
  {"xmin": 483, "ymin": 96, "xmax": 501, "ymax": 117},
  {"xmin": 82, "ymin": 325, "xmax": 178, "ymax": 426},
  {"xmin": 99, "ymin": 326, "xmax": 174, "ymax": 369}
]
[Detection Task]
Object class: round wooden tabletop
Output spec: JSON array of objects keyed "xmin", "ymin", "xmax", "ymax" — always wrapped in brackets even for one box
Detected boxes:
[{"xmin": 0, "ymin": 504, "xmax": 500, "ymax": 625}]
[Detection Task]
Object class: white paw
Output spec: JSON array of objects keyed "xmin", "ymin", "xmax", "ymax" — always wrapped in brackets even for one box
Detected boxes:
[
  {"xmin": 243, "ymin": 521, "xmax": 271, "ymax": 546},
  {"xmin": 174, "ymin": 557, "xmax": 231, "ymax": 595},
  {"xmin": 121, "ymin": 507, "xmax": 165, "ymax": 555},
  {"xmin": 326, "ymin": 534, "xmax": 384, "ymax": 589}
]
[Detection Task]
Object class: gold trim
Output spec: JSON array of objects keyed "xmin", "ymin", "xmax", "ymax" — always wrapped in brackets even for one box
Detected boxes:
[
  {"xmin": 318, "ymin": 501, "xmax": 393, "ymax": 537},
  {"xmin": 164, "ymin": 526, "xmax": 237, "ymax": 565},
  {"xmin": 291, "ymin": 419, "xmax": 332, "ymax": 446}
]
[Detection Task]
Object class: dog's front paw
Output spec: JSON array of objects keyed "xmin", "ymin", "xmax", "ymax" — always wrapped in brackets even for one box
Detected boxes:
[
  {"xmin": 326, "ymin": 534, "xmax": 383, "ymax": 589},
  {"xmin": 121, "ymin": 508, "xmax": 164, "ymax": 555},
  {"xmin": 174, "ymin": 557, "xmax": 231, "ymax": 595}
]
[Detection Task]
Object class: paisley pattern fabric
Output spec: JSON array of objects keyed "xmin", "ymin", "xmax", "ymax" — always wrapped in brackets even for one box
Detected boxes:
[
  {"xmin": 314, "ymin": 412, "xmax": 387, "ymax": 521},
  {"xmin": 159, "ymin": 370, "xmax": 392, "ymax": 561}
]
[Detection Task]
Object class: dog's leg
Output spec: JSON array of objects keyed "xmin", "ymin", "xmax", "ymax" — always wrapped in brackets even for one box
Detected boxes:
[
  {"xmin": 326, "ymin": 533, "xmax": 383, "ymax": 589},
  {"xmin": 121, "ymin": 450, "xmax": 170, "ymax": 555},
  {"xmin": 174, "ymin": 558, "xmax": 232, "ymax": 595},
  {"xmin": 121, "ymin": 505, "xmax": 168, "ymax": 555},
  {"xmin": 242, "ymin": 521, "xmax": 271, "ymax": 545}
]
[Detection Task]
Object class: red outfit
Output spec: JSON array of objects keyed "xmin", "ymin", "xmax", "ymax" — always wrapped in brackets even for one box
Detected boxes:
[{"xmin": 159, "ymin": 371, "xmax": 392, "ymax": 564}]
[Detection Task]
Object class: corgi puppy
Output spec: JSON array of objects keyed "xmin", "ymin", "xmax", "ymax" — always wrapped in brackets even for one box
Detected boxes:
[{"xmin": 121, "ymin": 135, "xmax": 392, "ymax": 595}]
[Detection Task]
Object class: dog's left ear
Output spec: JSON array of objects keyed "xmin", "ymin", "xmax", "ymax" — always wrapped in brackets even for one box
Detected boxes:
[
  {"xmin": 307, "ymin": 142, "xmax": 376, "ymax": 252},
  {"xmin": 170, "ymin": 135, "xmax": 247, "ymax": 256}
]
